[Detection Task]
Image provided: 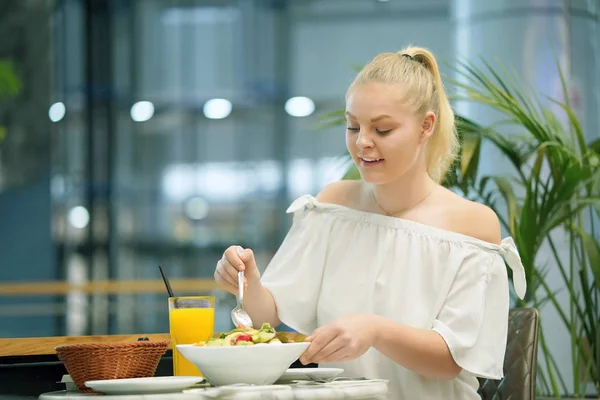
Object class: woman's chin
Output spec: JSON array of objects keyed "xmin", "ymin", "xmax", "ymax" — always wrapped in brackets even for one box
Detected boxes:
[{"xmin": 358, "ymin": 170, "xmax": 390, "ymax": 185}]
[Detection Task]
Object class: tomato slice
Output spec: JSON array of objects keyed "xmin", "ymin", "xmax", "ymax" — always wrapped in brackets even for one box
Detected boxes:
[{"xmin": 235, "ymin": 334, "xmax": 253, "ymax": 344}]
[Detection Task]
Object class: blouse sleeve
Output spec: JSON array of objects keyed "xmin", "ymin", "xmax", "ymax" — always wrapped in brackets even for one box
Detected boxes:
[
  {"xmin": 260, "ymin": 195, "xmax": 330, "ymax": 335},
  {"xmin": 431, "ymin": 248, "xmax": 517, "ymax": 380}
]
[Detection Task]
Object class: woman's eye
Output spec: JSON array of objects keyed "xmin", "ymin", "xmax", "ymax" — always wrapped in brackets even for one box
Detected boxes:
[
  {"xmin": 376, "ymin": 129, "xmax": 391, "ymax": 135},
  {"xmin": 346, "ymin": 126, "xmax": 359, "ymax": 132}
]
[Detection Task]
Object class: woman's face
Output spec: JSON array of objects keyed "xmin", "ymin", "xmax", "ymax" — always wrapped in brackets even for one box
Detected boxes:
[{"xmin": 345, "ymin": 82, "xmax": 434, "ymax": 185}]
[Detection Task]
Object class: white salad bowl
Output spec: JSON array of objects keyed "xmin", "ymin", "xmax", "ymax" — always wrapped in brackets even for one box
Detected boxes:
[{"xmin": 176, "ymin": 342, "xmax": 310, "ymax": 386}]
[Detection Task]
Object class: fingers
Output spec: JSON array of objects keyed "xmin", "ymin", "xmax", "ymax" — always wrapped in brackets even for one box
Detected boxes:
[
  {"xmin": 299, "ymin": 328, "xmax": 338, "ymax": 365},
  {"xmin": 237, "ymin": 246, "xmax": 258, "ymax": 274},
  {"xmin": 215, "ymin": 259, "xmax": 237, "ymax": 288},
  {"xmin": 309, "ymin": 338, "xmax": 345, "ymax": 364},
  {"xmin": 222, "ymin": 257, "xmax": 241, "ymax": 287},
  {"xmin": 316, "ymin": 346, "xmax": 350, "ymax": 364},
  {"xmin": 214, "ymin": 245, "xmax": 251, "ymax": 294},
  {"xmin": 214, "ymin": 267, "xmax": 237, "ymax": 294},
  {"xmin": 225, "ymin": 246, "xmax": 246, "ymax": 271}
]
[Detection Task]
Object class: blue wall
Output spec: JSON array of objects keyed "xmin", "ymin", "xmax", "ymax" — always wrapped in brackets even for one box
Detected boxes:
[{"xmin": 0, "ymin": 177, "xmax": 57, "ymax": 338}]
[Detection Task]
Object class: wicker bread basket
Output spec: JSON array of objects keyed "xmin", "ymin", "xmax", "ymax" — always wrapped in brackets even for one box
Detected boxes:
[{"xmin": 55, "ymin": 339, "xmax": 170, "ymax": 392}]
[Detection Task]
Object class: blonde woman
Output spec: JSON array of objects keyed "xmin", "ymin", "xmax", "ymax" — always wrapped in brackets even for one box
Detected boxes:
[{"xmin": 214, "ymin": 46, "xmax": 527, "ymax": 400}]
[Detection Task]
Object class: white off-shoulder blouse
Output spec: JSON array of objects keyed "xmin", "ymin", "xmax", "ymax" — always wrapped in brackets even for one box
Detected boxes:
[{"xmin": 260, "ymin": 194, "xmax": 527, "ymax": 400}]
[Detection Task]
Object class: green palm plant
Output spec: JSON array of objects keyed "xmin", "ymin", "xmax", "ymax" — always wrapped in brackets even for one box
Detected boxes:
[
  {"xmin": 447, "ymin": 58, "xmax": 599, "ymax": 398},
  {"xmin": 321, "ymin": 57, "xmax": 600, "ymax": 398}
]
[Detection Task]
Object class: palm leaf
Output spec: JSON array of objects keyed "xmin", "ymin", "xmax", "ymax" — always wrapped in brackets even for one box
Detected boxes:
[
  {"xmin": 589, "ymin": 138, "xmax": 600, "ymax": 155},
  {"xmin": 543, "ymin": 199, "xmax": 600, "ymax": 234},
  {"xmin": 544, "ymin": 97, "xmax": 586, "ymax": 154},
  {"xmin": 317, "ymin": 109, "xmax": 346, "ymax": 130},
  {"xmin": 342, "ymin": 165, "xmax": 361, "ymax": 180},
  {"xmin": 0, "ymin": 59, "xmax": 21, "ymax": 97},
  {"xmin": 572, "ymin": 226, "xmax": 600, "ymax": 292},
  {"xmin": 486, "ymin": 176, "xmax": 519, "ymax": 235},
  {"xmin": 460, "ymin": 133, "xmax": 481, "ymax": 181}
]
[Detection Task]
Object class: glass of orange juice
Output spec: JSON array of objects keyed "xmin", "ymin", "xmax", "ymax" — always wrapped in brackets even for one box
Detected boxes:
[{"xmin": 168, "ymin": 296, "xmax": 215, "ymax": 376}]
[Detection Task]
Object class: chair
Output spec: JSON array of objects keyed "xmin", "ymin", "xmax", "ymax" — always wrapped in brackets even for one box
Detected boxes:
[{"xmin": 478, "ymin": 308, "xmax": 540, "ymax": 400}]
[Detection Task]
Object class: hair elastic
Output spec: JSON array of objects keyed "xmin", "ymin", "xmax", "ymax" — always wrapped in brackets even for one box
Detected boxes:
[{"xmin": 401, "ymin": 53, "xmax": 416, "ymax": 61}]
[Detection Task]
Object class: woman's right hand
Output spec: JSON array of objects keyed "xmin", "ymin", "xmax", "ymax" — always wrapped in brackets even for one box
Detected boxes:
[{"xmin": 214, "ymin": 245, "xmax": 261, "ymax": 295}]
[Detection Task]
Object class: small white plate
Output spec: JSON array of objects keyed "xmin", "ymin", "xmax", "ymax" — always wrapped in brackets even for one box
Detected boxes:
[
  {"xmin": 84, "ymin": 376, "xmax": 203, "ymax": 394},
  {"xmin": 277, "ymin": 368, "xmax": 344, "ymax": 383}
]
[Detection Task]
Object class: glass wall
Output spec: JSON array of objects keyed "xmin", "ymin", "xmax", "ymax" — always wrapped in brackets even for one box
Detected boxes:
[{"xmin": 0, "ymin": 0, "xmax": 352, "ymax": 338}]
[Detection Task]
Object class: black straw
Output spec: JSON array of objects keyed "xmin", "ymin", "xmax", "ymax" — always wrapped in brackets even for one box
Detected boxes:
[{"xmin": 158, "ymin": 265, "xmax": 174, "ymax": 298}]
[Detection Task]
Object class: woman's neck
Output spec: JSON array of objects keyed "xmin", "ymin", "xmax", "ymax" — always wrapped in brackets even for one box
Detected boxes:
[{"xmin": 369, "ymin": 171, "xmax": 437, "ymax": 216}]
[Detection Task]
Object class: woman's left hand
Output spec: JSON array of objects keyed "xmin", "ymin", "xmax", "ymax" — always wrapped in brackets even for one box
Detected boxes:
[{"xmin": 299, "ymin": 314, "xmax": 377, "ymax": 365}]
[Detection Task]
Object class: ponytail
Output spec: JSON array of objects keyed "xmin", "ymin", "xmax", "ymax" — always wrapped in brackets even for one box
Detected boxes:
[{"xmin": 403, "ymin": 47, "xmax": 458, "ymax": 183}]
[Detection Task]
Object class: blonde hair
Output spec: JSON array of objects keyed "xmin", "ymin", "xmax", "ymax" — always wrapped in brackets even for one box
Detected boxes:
[{"xmin": 346, "ymin": 46, "xmax": 458, "ymax": 183}]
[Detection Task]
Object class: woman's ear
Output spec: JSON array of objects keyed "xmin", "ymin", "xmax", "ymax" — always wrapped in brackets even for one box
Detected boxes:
[{"xmin": 420, "ymin": 111, "xmax": 436, "ymax": 143}]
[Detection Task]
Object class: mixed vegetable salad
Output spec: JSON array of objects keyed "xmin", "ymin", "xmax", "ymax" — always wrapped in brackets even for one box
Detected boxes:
[{"xmin": 194, "ymin": 323, "xmax": 295, "ymax": 346}]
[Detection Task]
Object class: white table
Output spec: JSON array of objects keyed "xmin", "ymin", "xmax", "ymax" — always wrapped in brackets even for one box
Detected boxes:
[{"xmin": 39, "ymin": 380, "xmax": 389, "ymax": 399}]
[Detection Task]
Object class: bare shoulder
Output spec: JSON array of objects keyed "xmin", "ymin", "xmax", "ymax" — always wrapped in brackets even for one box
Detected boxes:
[
  {"xmin": 316, "ymin": 180, "xmax": 361, "ymax": 207},
  {"xmin": 439, "ymin": 189, "xmax": 502, "ymax": 245}
]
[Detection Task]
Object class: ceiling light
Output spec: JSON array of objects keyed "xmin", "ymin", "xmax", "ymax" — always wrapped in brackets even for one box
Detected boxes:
[
  {"xmin": 68, "ymin": 206, "xmax": 90, "ymax": 229},
  {"xmin": 130, "ymin": 101, "xmax": 155, "ymax": 122},
  {"xmin": 284, "ymin": 96, "xmax": 315, "ymax": 117},
  {"xmin": 49, "ymin": 102, "xmax": 66, "ymax": 122},
  {"xmin": 203, "ymin": 98, "xmax": 232, "ymax": 119}
]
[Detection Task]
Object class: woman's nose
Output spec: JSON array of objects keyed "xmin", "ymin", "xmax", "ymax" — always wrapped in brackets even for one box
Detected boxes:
[{"xmin": 356, "ymin": 132, "xmax": 374, "ymax": 149}]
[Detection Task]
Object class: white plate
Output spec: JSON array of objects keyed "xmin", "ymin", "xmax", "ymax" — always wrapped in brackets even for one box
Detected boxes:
[
  {"xmin": 84, "ymin": 376, "xmax": 204, "ymax": 395},
  {"xmin": 277, "ymin": 368, "xmax": 344, "ymax": 383}
]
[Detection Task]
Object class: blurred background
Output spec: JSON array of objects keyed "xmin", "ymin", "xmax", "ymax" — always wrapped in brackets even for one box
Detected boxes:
[{"xmin": 0, "ymin": 0, "xmax": 599, "ymax": 391}]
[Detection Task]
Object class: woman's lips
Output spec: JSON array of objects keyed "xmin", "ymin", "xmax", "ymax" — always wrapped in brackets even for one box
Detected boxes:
[{"xmin": 360, "ymin": 157, "xmax": 384, "ymax": 166}]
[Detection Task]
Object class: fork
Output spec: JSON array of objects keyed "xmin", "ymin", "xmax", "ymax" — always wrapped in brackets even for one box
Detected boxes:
[{"xmin": 304, "ymin": 374, "xmax": 368, "ymax": 384}]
